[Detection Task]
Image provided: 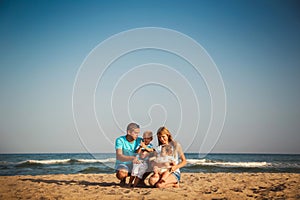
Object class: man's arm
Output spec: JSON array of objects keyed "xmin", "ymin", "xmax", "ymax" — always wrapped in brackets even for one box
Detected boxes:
[{"xmin": 116, "ymin": 148, "xmax": 137, "ymax": 162}]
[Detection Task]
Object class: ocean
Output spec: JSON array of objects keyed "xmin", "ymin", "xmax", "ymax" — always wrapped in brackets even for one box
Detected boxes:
[{"xmin": 0, "ymin": 153, "xmax": 299, "ymax": 176}]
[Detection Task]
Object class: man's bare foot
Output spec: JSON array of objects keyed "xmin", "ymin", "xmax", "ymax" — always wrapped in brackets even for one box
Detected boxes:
[{"xmin": 120, "ymin": 179, "xmax": 126, "ymax": 187}]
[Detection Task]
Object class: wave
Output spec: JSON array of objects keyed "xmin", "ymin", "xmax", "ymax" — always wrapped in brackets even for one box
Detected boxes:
[
  {"xmin": 14, "ymin": 158, "xmax": 116, "ymax": 166},
  {"xmin": 7, "ymin": 158, "xmax": 299, "ymax": 169},
  {"xmin": 79, "ymin": 167, "xmax": 114, "ymax": 174},
  {"xmin": 9, "ymin": 158, "xmax": 269, "ymax": 168},
  {"xmin": 186, "ymin": 159, "xmax": 269, "ymax": 168},
  {"xmin": 0, "ymin": 161, "xmax": 10, "ymax": 165},
  {"xmin": 77, "ymin": 158, "xmax": 116, "ymax": 163}
]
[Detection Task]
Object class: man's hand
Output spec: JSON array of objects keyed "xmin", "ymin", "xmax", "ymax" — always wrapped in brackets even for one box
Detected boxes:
[{"xmin": 132, "ymin": 156, "xmax": 140, "ymax": 164}]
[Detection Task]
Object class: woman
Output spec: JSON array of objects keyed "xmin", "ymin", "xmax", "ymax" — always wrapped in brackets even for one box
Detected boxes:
[{"xmin": 149, "ymin": 126, "xmax": 187, "ymax": 188}]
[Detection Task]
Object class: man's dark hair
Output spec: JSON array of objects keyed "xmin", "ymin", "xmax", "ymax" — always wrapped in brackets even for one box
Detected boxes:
[{"xmin": 126, "ymin": 122, "xmax": 140, "ymax": 132}]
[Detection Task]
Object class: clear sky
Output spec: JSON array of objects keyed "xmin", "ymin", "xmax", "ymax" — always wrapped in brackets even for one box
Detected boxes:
[{"xmin": 1, "ymin": 0, "xmax": 300, "ymax": 154}]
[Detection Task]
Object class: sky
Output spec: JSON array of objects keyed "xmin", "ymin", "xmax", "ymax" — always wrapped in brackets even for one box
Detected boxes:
[{"xmin": 0, "ymin": 0, "xmax": 300, "ymax": 154}]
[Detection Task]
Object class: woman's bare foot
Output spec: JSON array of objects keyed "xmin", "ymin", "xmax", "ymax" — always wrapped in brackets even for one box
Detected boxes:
[
  {"xmin": 149, "ymin": 173, "xmax": 160, "ymax": 186},
  {"xmin": 172, "ymin": 182, "xmax": 179, "ymax": 188}
]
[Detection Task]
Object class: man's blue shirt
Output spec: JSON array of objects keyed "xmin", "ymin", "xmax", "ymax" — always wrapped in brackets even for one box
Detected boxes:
[{"xmin": 115, "ymin": 135, "xmax": 142, "ymax": 167}]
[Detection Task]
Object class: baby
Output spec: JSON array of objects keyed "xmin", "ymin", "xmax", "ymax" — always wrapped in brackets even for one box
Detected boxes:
[
  {"xmin": 149, "ymin": 144, "xmax": 175, "ymax": 185},
  {"xmin": 129, "ymin": 131, "xmax": 154, "ymax": 187}
]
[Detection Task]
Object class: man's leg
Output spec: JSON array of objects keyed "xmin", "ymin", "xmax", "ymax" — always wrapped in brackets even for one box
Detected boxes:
[
  {"xmin": 116, "ymin": 164, "xmax": 130, "ymax": 186},
  {"xmin": 116, "ymin": 169, "xmax": 128, "ymax": 186}
]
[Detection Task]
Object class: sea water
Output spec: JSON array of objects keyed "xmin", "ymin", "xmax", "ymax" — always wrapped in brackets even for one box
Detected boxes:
[{"xmin": 0, "ymin": 153, "xmax": 299, "ymax": 176}]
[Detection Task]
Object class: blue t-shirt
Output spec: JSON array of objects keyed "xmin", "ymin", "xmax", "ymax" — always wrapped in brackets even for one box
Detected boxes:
[
  {"xmin": 115, "ymin": 135, "xmax": 142, "ymax": 167},
  {"xmin": 137, "ymin": 143, "xmax": 154, "ymax": 161},
  {"xmin": 137, "ymin": 143, "xmax": 154, "ymax": 151}
]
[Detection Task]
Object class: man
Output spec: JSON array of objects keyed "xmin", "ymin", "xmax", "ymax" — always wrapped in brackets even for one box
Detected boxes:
[{"xmin": 115, "ymin": 122, "xmax": 142, "ymax": 186}]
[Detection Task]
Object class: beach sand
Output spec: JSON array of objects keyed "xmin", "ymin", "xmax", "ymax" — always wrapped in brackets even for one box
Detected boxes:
[{"xmin": 0, "ymin": 173, "xmax": 299, "ymax": 200}]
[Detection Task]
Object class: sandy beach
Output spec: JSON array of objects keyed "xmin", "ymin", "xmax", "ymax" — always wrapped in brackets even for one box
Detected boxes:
[{"xmin": 0, "ymin": 173, "xmax": 299, "ymax": 200}]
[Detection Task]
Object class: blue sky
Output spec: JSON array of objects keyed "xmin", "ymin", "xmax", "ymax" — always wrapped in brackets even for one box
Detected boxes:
[{"xmin": 0, "ymin": 0, "xmax": 300, "ymax": 153}]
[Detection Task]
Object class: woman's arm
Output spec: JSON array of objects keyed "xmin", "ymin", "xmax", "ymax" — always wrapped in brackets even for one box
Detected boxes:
[
  {"xmin": 171, "ymin": 153, "xmax": 186, "ymax": 172},
  {"xmin": 170, "ymin": 142, "xmax": 187, "ymax": 172}
]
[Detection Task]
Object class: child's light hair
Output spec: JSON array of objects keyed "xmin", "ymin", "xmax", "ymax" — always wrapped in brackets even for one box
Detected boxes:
[{"xmin": 143, "ymin": 131, "xmax": 153, "ymax": 138}]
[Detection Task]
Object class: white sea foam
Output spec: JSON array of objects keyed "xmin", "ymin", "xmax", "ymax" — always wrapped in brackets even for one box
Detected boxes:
[
  {"xmin": 23, "ymin": 159, "xmax": 71, "ymax": 164},
  {"xmin": 0, "ymin": 161, "xmax": 10, "ymax": 165},
  {"xmin": 17, "ymin": 158, "xmax": 117, "ymax": 165},
  {"xmin": 18, "ymin": 158, "xmax": 268, "ymax": 167},
  {"xmin": 186, "ymin": 159, "xmax": 269, "ymax": 168},
  {"xmin": 77, "ymin": 158, "xmax": 116, "ymax": 163},
  {"xmin": 186, "ymin": 159, "xmax": 207, "ymax": 164},
  {"xmin": 7, "ymin": 157, "xmax": 272, "ymax": 169}
]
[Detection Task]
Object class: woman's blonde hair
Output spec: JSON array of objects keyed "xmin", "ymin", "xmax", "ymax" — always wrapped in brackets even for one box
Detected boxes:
[{"xmin": 157, "ymin": 126, "xmax": 173, "ymax": 146}]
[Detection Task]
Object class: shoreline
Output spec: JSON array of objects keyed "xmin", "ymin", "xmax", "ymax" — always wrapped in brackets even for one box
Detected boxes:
[{"xmin": 0, "ymin": 173, "xmax": 299, "ymax": 199}]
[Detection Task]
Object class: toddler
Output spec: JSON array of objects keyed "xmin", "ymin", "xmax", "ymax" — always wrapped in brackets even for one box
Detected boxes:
[{"xmin": 129, "ymin": 131, "xmax": 154, "ymax": 187}]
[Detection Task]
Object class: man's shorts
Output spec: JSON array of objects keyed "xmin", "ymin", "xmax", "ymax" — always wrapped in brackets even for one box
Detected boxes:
[{"xmin": 115, "ymin": 163, "xmax": 133, "ymax": 174}]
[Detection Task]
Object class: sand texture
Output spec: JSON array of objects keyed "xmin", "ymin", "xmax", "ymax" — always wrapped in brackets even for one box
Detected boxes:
[{"xmin": 0, "ymin": 173, "xmax": 299, "ymax": 200}]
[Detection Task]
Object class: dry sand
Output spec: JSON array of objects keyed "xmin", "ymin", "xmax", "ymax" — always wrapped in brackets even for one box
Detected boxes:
[{"xmin": 0, "ymin": 173, "xmax": 299, "ymax": 200}]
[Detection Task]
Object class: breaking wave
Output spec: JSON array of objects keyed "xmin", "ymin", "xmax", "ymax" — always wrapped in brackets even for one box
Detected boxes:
[{"xmin": 14, "ymin": 158, "xmax": 116, "ymax": 167}]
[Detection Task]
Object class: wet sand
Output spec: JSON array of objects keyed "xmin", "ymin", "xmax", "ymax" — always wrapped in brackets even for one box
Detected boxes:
[{"xmin": 0, "ymin": 173, "xmax": 299, "ymax": 199}]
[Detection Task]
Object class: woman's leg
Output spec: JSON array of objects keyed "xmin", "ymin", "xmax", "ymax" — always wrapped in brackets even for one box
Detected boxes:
[
  {"xmin": 149, "ymin": 166, "xmax": 160, "ymax": 186},
  {"xmin": 159, "ymin": 170, "xmax": 170, "ymax": 182},
  {"xmin": 156, "ymin": 173, "xmax": 178, "ymax": 188},
  {"xmin": 149, "ymin": 173, "xmax": 160, "ymax": 186}
]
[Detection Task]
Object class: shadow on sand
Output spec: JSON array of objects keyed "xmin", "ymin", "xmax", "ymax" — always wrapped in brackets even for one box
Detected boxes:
[{"xmin": 21, "ymin": 178, "xmax": 118, "ymax": 187}]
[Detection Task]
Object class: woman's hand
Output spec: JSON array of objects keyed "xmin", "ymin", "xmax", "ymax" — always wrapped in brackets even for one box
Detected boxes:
[
  {"xmin": 170, "ymin": 165, "xmax": 178, "ymax": 172},
  {"xmin": 170, "ymin": 160, "xmax": 176, "ymax": 166}
]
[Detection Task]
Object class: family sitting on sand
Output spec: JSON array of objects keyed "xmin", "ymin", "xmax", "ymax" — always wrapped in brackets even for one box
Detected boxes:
[{"xmin": 115, "ymin": 123, "xmax": 187, "ymax": 188}]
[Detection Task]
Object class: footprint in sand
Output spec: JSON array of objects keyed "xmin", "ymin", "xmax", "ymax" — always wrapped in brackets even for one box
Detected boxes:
[
  {"xmin": 143, "ymin": 191, "xmax": 151, "ymax": 195},
  {"xmin": 123, "ymin": 189, "xmax": 131, "ymax": 194}
]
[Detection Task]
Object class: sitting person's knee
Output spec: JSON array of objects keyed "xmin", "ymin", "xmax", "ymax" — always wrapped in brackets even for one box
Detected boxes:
[
  {"xmin": 116, "ymin": 169, "xmax": 128, "ymax": 180},
  {"xmin": 149, "ymin": 175, "xmax": 160, "ymax": 186},
  {"xmin": 149, "ymin": 179, "xmax": 157, "ymax": 186},
  {"xmin": 156, "ymin": 182, "xmax": 165, "ymax": 188}
]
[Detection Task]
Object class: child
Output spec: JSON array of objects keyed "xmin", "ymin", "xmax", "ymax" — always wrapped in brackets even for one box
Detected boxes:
[
  {"xmin": 128, "ymin": 131, "xmax": 154, "ymax": 187},
  {"xmin": 149, "ymin": 144, "xmax": 175, "ymax": 185}
]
